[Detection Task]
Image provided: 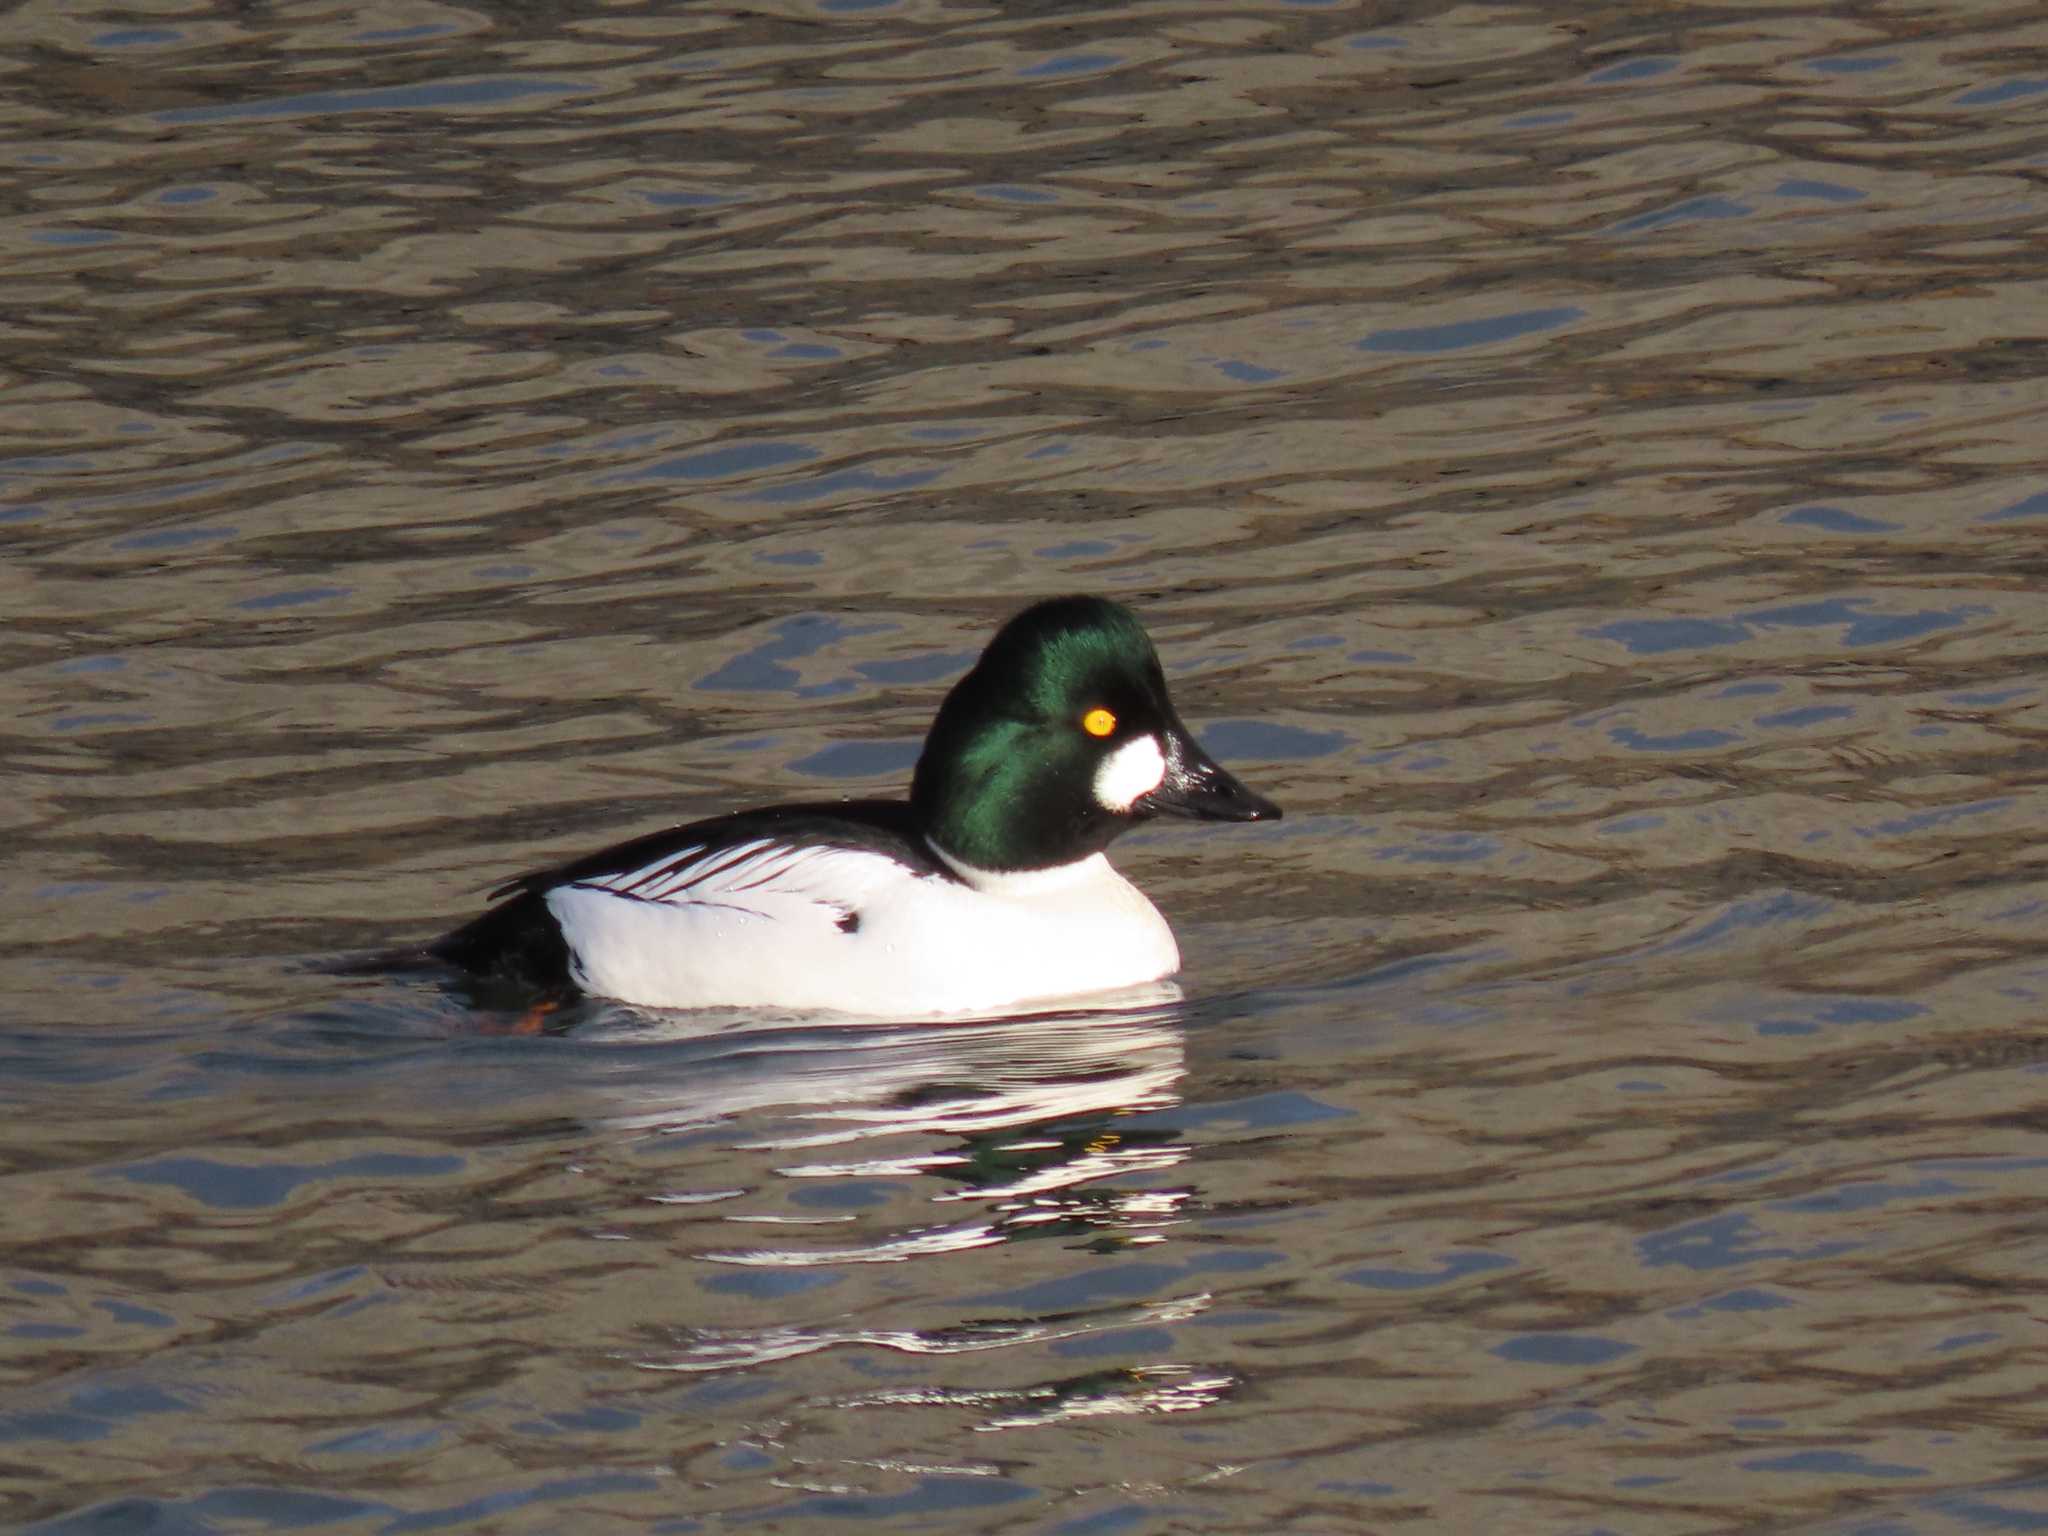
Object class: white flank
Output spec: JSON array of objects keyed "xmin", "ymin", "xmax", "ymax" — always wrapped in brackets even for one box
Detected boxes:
[
  {"xmin": 545, "ymin": 836, "xmax": 1181, "ymax": 1016},
  {"xmin": 1092, "ymin": 734, "xmax": 1166, "ymax": 811}
]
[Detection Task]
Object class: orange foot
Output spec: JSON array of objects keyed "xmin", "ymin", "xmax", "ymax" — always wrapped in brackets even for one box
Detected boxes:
[{"xmin": 470, "ymin": 999, "xmax": 561, "ymax": 1036}]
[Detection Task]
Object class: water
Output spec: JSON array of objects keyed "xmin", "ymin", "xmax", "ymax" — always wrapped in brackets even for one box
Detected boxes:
[{"xmin": 6, "ymin": 1, "xmax": 2048, "ymax": 1530}]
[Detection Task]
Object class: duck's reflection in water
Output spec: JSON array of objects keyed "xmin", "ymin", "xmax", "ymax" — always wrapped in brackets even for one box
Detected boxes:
[
  {"xmin": 563, "ymin": 987, "xmax": 1203, "ymax": 1384},
  {"xmin": 567, "ymin": 981, "xmax": 1188, "ymax": 1143}
]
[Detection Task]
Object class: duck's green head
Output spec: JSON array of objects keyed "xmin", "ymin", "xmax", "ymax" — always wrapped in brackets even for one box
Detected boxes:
[{"xmin": 911, "ymin": 595, "xmax": 1281, "ymax": 873}]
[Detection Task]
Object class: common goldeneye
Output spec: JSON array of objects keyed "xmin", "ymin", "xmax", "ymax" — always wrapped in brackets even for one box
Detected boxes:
[{"xmin": 430, "ymin": 595, "xmax": 1280, "ymax": 1016}]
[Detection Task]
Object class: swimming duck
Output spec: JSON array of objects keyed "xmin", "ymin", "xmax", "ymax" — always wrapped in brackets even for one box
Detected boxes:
[{"xmin": 430, "ymin": 595, "xmax": 1280, "ymax": 1016}]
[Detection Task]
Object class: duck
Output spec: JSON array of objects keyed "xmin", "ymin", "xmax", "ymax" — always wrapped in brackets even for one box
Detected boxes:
[{"xmin": 429, "ymin": 595, "xmax": 1280, "ymax": 1016}]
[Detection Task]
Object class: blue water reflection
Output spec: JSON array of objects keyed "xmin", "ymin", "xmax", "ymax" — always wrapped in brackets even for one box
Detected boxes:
[
  {"xmin": 1588, "ymin": 57, "xmax": 1678, "ymax": 83},
  {"xmin": 1743, "ymin": 1449, "xmax": 1927, "ymax": 1479},
  {"xmin": 1590, "ymin": 597, "xmax": 1978, "ymax": 655},
  {"xmin": 619, "ymin": 441, "xmax": 818, "ymax": 483},
  {"xmin": 156, "ymin": 77, "xmax": 595, "ymax": 124},
  {"xmin": 1982, "ymin": 489, "xmax": 2048, "ymax": 521},
  {"xmin": 736, "ymin": 466, "xmax": 944, "ymax": 505},
  {"xmin": 1359, "ymin": 306, "xmax": 1582, "ymax": 354},
  {"xmin": 1955, "ymin": 78, "xmax": 2048, "ymax": 108},
  {"xmin": 739, "ymin": 1473, "xmax": 1035, "ymax": 1524},
  {"xmin": 93, "ymin": 28, "xmax": 184, "ymax": 46},
  {"xmin": 695, "ymin": 615, "xmax": 887, "ymax": 692},
  {"xmin": 115, "ymin": 1152, "xmax": 463, "ymax": 1209},
  {"xmin": 787, "ymin": 740, "xmax": 919, "ymax": 778},
  {"xmin": 1341, "ymin": 1250, "xmax": 1515, "ymax": 1291},
  {"xmin": 1492, "ymin": 1334, "xmax": 1636, "ymax": 1366},
  {"xmin": 1017, "ymin": 53, "xmax": 1123, "ymax": 79},
  {"xmin": 1613, "ymin": 196, "xmax": 1751, "ymax": 233},
  {"xmin": 1782, "ymin": 505, "xmax": 1895, "ymax": 531},
  {"xmin": 1776, "ymin": 180, "xmax": 1868, "ymax": 203},
  {"xmin": 1639, "ymin": 1212, "xmax": 1860, "ymax": 1271}
]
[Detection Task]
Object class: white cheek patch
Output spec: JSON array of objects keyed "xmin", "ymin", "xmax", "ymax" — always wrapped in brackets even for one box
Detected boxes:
[{"xmin": 1094, "ymin": 734, "xmax": 1167, "ymax": 811}]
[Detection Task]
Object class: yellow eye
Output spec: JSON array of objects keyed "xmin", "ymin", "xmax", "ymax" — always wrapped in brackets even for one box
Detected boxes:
[{"xmin": 1082, "ymin": 707, "xmax": 1117, "ymax": 738}]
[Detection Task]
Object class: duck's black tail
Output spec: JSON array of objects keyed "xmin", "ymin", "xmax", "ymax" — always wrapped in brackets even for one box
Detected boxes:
[{"xmin": 423, "ymin": 890, "xmax": 577, "ymax": 998}]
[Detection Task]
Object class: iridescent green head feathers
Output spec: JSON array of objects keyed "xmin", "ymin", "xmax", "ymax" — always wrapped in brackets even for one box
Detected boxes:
[{"xmin": 911, "ymin": 597, "xmax": 1279, "ymax": 871}]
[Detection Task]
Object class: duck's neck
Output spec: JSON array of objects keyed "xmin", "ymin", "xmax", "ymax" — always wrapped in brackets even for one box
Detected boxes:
[{"xmin": 926, "ymin": 841, "xmax": 1116, "ymax": 895}]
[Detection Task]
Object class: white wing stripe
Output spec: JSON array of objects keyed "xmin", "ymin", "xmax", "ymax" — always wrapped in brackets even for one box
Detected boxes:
[{"xmin": 567, "ymin": 838, "xmax": 896, "ymax": 911}]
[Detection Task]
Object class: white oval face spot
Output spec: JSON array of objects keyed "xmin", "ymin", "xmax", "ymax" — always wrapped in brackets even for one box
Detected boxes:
[{"xmin": 1094, "ymin": 733, "xmax": 1167, "ymax": 812}]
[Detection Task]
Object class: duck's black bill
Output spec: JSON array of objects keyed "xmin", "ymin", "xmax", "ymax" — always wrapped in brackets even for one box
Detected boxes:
[{"xmin": 1139, "ymin": 735, "xmax": 1283, "ymax": 823}]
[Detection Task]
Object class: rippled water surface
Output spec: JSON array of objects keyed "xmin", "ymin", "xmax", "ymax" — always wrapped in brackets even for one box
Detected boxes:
[{"xmin": 7, "ymin": 1, "xmax": 2048, "ymax": 1530}]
